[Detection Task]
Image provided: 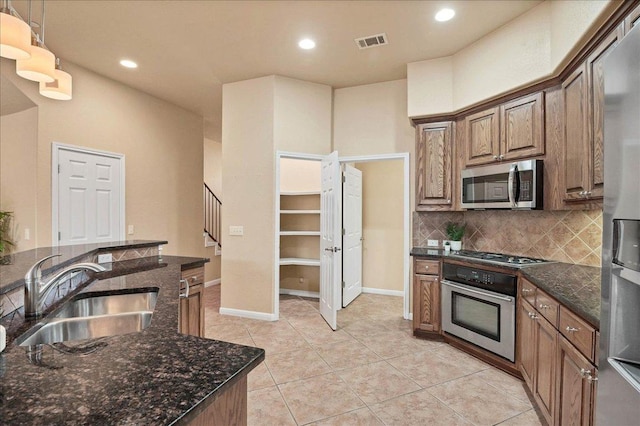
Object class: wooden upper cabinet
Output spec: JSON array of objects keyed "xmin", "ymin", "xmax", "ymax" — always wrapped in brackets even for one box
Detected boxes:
[
  {"xmin": 562, "ymin": 63, "xmax": 590, "ymax": 202},
  {"xmin": 464, "ymin": 107, "xmax": 500, "ymax": 166},
  {"xmin": 586, "ymin": 24, "xmax": 624, "ymax": 200},
  {"xmin": 625, "ymin": 2, "xmax": 640, "ymax": 34},
  {"xmin": 500, "ymin": 92, "xmax": 545, "ymax": 161},
  {"xmin": 416, "ymin": 121, "xmax": 453, "ymax": 210}
]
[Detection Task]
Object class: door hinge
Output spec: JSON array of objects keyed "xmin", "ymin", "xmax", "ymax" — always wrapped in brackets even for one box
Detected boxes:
[
  {"xmin": 58, "ymin": 231, "xmax": 61, "ymax": 241},
  {"xmin": 342, "ymin": 281, "xmax": 345, "ymax": 288},
  {"xmin": 342, "ymin": 228, "xmax": 345, "ymax": 235},
  {"xmin": 58, "ymin": 164, "xmax": 61, "ymax": 173},
  {"xmin": 342, "ymin": 173, "xmax": 346, "ymax": 183}
]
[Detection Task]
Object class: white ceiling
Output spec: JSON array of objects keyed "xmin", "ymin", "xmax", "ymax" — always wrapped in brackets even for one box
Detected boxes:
[{"xmin": 10, "ymin": 0, "xmax": 542, "ymax": 129}]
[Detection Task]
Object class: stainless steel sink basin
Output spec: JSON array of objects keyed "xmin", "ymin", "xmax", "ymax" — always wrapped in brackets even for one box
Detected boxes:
[
  {"xmin": 54, "ymin": 290, "xmax": 158, "ymax": 318},
  {"xmin": 16, "ymin": 289, "xmax": 159, "ymax": 346},
  {"xmin": 17, "ymin": 312, "xmax": 153, "ymax": 346}
]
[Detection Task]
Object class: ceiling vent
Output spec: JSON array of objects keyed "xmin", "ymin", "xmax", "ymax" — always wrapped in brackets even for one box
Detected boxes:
[{"xmin": 354, "ymin": 33, "xmax": 388, "ymax": 50}]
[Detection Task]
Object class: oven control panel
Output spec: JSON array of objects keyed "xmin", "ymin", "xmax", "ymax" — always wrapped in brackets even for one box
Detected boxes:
[{"xmin": 443, "ymin": 263, "xmax": 517, "ymax": 296}]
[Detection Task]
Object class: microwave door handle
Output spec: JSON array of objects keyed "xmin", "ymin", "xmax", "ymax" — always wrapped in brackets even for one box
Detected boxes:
[{"xmin": 508, "ymin": 164, "xmax": 517, "ymax": 207}]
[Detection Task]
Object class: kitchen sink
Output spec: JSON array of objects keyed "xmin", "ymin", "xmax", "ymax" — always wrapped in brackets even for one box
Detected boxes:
[
  {"xmin": 16, "ymin": 288, "xmax": 159, "ymax": 346},
  {"xmin": 54, "ymin": 289, "xmax": 158, "ymax": 318}
]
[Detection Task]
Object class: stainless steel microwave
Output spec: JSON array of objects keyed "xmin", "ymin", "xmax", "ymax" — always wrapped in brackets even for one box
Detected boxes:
[{"xmin": 461, "ymin": 159, "xmax": 543, "ymax": 209}]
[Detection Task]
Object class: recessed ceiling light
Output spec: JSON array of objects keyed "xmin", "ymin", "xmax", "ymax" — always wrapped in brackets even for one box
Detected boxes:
[
  {"xmin": 298, "ymin": 38, "xmax": 316, "ymax": 50},
  {"xmin": 435, "ymin": 8, "xmax": 455, "ymax": 22},
  {"xmin": 119, "ymin": 59, "xmax": 138, "ymax": 69}
]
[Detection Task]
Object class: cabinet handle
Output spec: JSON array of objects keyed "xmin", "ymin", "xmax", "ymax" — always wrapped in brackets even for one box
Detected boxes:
[
  {"xmin": 585, "ymin": 191, "xmax": 592, "ymax": 197},
  {"xmin": 191, "ymin": 276, "xmax": 198, "ymax": 282},
  {"xmin": 581, "ymin": 368, "xmax": 598, "ymax": 382},
  {"xmin": 498, "ymin": 154, "xmax": 504, "ymax": 160},
  {"xmin": 493, "ymin": 155, "xmax": 498, "ymax": 160},
  {"xmin": 528, "ymin": 312, "xmax": 538, "ymax": 320},
  {"xmin": 179, "ymin": 279, "xmax": 189, "ymax": 298},
  {"xmin": 424, "ymin": 265, "xmax": 429, "ymax": 270},
  {"xmin": 522, "ymin": 288, "xmax": 533, "ymax": 294},
  {"xmin": 566, "ymin": 326, "xmax": 579, "ymax": 333},
  {"xmin": 447, "ymin": 199, "xmax": 451, "ymax": 203},
  {"xmin": 539, "ymin": 304, "xmax": 550, "ymax": 310}
]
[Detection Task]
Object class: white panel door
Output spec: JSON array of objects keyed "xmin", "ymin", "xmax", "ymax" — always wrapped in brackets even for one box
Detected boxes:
[
  {"xmin": 320, "ymin": 151, "xmax": 341, "ymax": 330},
  {"xmin": 57, "ymin": 148, "xmax": 122, "ymax": 245},
  {"xmin": 342, "ymin": 164, "xmax": 363, "ymax": 307}
]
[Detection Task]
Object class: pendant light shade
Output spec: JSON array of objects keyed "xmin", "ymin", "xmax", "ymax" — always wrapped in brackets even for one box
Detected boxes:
[
  {"xmin": 39, "ymin": 60, "xmax": 72, "ymax": 100},
  {"xmin": 0, "ymin": 9, "xmax": 32, "ymax": 60},
  {"xmin": 16, "ymin": 40, "xmax": 56, "ymax": 82}
]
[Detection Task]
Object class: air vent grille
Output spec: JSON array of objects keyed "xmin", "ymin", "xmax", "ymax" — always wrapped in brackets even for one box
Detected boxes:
[{"xmin": 354, "ymin": 33, "xmax": 388, "ymax": 50}]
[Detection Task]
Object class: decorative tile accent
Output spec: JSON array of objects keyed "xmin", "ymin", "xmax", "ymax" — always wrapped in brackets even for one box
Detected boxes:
[
  {"xmin": 414, "ymin": 210, "xmax": 603, "ymax": 267},
  {"xmin": 110, "ymin": 247, "xmax": 159, "ymax": 262}
]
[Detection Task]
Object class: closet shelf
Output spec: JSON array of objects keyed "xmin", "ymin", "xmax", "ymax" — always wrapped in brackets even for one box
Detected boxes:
[
  {"xmin": 280, "ymin": 191, "xmax": 321, "ymax": 196},
  {"xmin": 279, "ymin": 231, "xmax": 321, "ymax": 236},
  {"xmin": 280, "ymin": 209, "xmax": 321, "ymax": 215},
  {"xmin": 279, "ymin": 258, "xmax": 321, "ymax": 266}
]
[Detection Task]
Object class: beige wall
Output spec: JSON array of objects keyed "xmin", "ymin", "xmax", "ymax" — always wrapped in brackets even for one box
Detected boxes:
[
  {"xmin": 0, "ymin": 57, "xmax": 205, "ymax": 259},
  {"xmin": 280, "ymin": 158, "xmax": 321, "ymax": 193},
  {"xmin": 0, "ymin": 107, "xmax": 38, "ymax": 252},
  {"xmin": 357, "ymin": 161, "xmax": 404, "ymax": 292},
  {"xmin": 203, "ymin": 136, "xmax": 222, "ymax": 282},
  {"xmin": 221, "ymin": 75, "xmax": 331, "ymax": 316},
  {"xmin": 407, "ymin": 0, "xmax": 613, "ymax": 117}
]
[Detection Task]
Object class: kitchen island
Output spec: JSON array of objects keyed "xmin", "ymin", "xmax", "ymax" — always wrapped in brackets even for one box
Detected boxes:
[{"xmin": 0, "ymin": 250, "xmax": 264, "ymax": 425}]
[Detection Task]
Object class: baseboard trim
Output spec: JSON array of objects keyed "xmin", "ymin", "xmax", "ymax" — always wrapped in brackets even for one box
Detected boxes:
[
  {"xmin": 219, "ymin": 307, "xmax": 277, "ymax": 322},
  {"xmin": 279, "ymin": 288, "xmax": 320, "ymax": 299},
  {"xmin": 362, "ymin": 287, "xmax": 404, "ymax": 297},
  {"xmin": 205, "ymin": 279, "xmax": 221, "ymax": 288}
]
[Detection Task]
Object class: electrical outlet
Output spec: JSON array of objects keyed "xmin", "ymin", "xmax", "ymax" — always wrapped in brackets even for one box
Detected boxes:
[
  {"xmin": 127, "ymin": 225, "xmax": 135, "ymax": 235},
  {"xmin": 229, "ymin": 225, "xmax": 244, "ymax": 236},
  {"xmin": 24, "ymin": 228, "xmax": 30, "ymax": 240},
  {"xmin": 427, "ymin": 239, "xmax": 439, "ymax": 247}
]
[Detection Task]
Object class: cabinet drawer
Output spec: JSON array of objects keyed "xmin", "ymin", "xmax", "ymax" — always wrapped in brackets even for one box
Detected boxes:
[
  {"xmin": 535, "ymin": 290, "xmax": 559, "ymax": 327},
  {"xmin": 415, "ymin": 259, "xmax": 440, "ymax": 275},
  {"xmin": 559, "ymin": 306, "xmax": 596, "ymax": 362},
  {"xmin": 520, "ymin": 278, "xmax": 537, "ymax": 306},
  {"xmin": 181, "ymin": 266, "xmax": 205, "ymax": 287}
]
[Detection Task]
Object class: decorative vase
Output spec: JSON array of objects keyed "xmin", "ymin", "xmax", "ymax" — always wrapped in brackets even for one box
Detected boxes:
[{"xmin": 450, "ymin": 241, "xmax": 462, "ymax": 251}]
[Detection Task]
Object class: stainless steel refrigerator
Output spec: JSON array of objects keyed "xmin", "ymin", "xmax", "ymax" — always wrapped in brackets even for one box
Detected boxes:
[{"xmin": 597, "ymin": 25, "xmax": 640, "ymax": 424}]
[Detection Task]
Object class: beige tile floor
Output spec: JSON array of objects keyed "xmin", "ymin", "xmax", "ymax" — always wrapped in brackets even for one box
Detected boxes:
[{"xmin": 203, "ymin": 286, "xmax": 543, "ymax": 426}]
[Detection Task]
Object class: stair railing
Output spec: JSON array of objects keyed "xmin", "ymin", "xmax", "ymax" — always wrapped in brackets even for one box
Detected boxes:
[{"xmin": 204, "ymin": 183, "xmax": 221, "ymax": 247}]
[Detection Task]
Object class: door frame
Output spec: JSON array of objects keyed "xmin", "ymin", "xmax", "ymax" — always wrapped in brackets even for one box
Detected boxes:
[
  {"xmin": 275, "ymin": 151, "xmax": 325, "ymax": 321},
  {"xmin": 338, "ymin": 153, "xmax": 411, "ymax": 320},
  {"xmin": 51, "ymin": 142, "xmax": 126, "ymax": 246},
  {"xmin": 274, "ymin": 151, "xmax": 411, "ymax": 321}
]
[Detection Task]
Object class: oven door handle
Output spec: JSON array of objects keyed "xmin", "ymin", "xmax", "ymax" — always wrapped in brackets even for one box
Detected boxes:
[
  {"xmin": 508, "ymin": 163, "xmax": 519, "ymax": 207},
  {"xmin": 441, "ymin": 280, "xmax": 514, "ymax": 303}
]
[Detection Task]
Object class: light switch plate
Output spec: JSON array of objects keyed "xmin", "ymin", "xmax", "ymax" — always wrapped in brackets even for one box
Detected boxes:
[
  {"xmin": 127, "ymin": 225, "xmax": 135, "ymax": 235},
  {"xmin": 98, "ymin": 253, "xmax": 113, "ymax": 264},
  {"xmin": 229, "ymin": 225, "xmax": 244, "ymax": 236},
  {"xmin": 427, "ymin": 239, "xmax": 439, "ymax": 247}
]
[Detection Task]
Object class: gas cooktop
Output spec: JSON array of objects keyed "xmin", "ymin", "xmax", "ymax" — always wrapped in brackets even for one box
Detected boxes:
[{"xmin": 449, "ymin": 250, "xmax": 552, "ymax": 268}]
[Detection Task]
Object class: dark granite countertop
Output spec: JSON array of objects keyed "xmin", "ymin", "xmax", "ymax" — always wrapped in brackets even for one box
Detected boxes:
[
  {"xmin": 0, "ymin": 255, "xmax": 264, "ymax": 425},
  {"xmin": 521, "ymin": 263, "xmax": 601, "ymax": 329},
  {"xmin": 0, "ymin": 240, "xmax": 168, "ymax": 295},
  {"xmin": 411, "ymin": 247, "xmax": 601, "ymax": 329}
]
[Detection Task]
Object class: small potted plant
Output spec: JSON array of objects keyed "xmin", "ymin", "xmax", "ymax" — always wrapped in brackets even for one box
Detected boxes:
[
  {"xmin": 443, "ymin": 241, "xmax": 451, "ymax": 253},
  {"xmin": 0, "ymin": 211, "xmax": 14, "ymax": 265},
  {"xmin": 445, "ymin": 221, "xmax": 465, "ymax": 252}
]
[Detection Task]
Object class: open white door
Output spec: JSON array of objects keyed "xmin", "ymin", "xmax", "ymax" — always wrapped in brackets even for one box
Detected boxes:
[
  {"xmin": 320, "ymin": 151, "xmax": 341, "ymax": 330},
  {"xmin": 342, "ymin": 164, "xmax": 362, "ymax": 307}
]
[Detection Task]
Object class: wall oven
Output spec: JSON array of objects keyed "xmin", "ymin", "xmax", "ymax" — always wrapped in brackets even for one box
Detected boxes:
[
  {"xmin": 461, "ymin": 159, "xmax": 543, "ymax": 210},
  {"xmin": 441, "ymin": 262, "xmax": 517, "ymax": 362}
]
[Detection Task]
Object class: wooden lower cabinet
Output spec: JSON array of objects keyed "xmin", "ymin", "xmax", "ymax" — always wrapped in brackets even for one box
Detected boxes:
[
  {"xmin": 519, "ymin": 300, "xmax": 556, "ymax": 424},
  {"xmin": 179, "ymin": 266, "xmax": 205, "ymax": 337},
  {"xmin": 556, "ymin": 336, "xmax": 597, "ymax": 426},
  {"xmin": 413, "ymin": 274, "xmax": 440, "ymax": 333}
]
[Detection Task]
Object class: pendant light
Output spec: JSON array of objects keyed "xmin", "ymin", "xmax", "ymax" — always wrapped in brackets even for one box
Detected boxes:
[
  {"xmin": 0, "ymin": 0, "xmax": 32, "ymax": 59},
  {"xmin": 39, "ymin": 57, "xmax": 72, "ymax": 100},
  {"xmin": 16, "ymin": 0, "xmax": 55, "ymax": 83}
]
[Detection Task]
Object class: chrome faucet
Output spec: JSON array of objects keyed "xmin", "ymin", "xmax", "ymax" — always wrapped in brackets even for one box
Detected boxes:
[{"xmin": 24, "ymin": 254, "xmax": 106, "ymax": 318}]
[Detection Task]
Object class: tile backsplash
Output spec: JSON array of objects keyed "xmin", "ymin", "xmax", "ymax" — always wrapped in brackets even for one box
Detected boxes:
[{"xmin": 413, "ymin": 210, "xmax": 602, "ymax": 267}]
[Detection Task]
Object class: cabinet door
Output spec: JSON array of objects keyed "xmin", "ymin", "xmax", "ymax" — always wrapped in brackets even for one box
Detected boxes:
[
  {"xmin": 416, "ymin": 122, "xmax": 453, "ymax": 209},
  {"xmin": 586, "ymin": 24, "xmax": 623, "ymax": 200},
  {"xmin": 465, "ymin": 107, "xmax": 500, "ymax": 166},
  {"xmin": 180, "ymin": 283, "xmax": 204, "ymax": 337},
  {"xmin": 625, "ymin": 3, "xmax": 640, "ymax": 34},
  {"xmin": 556, "ymin": 336, "xmax": 596, "ymax": 426},
  {"xmin": 500, "ymin": 92, "xmax": 545, "ymax": 161},
  {"xmin": 413, "ymin": 274, "xmax": 440, "ymax": 333},
  {"xmin": 518, "ymin": 300, "xmax": 537, "ymax": 389},
  {"xmin": 534, "ymin": 312, "xmax": 557, "ymax": 425},
  {"xmin": 562, "ymin": 63, "xmax": 590, "ymax": 202}
]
